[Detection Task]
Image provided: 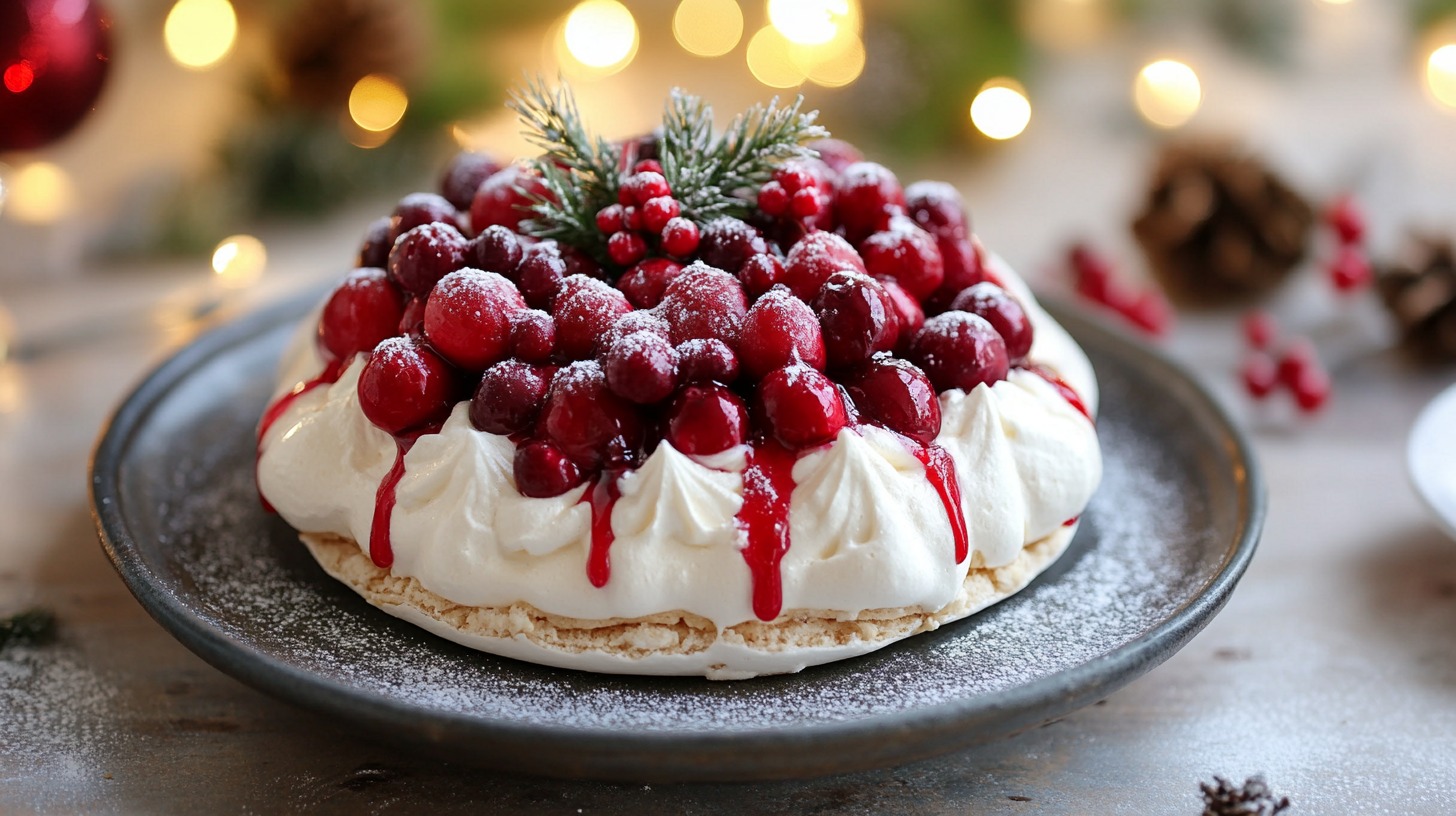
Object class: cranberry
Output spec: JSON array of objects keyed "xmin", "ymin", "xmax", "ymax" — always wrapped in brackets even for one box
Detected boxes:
[
  {"xmin": 1292, "ymin": 364, "xmax": 1331, "ymax": 413},
  {"xmin": 598, "ymin": 310, "xmax": 671, "ymax": 360},
  {"xmin": 543, "ymin": 361, "xmax": 646, "ymax": 469},
  {"xmin": 666, "ymin": 383, "xmax": 749, "ymax": 455},
  {"xmin": 513, "ymin": 439, "xmax": 585, "ymax": 498},
  {"xmin": 661, "ymin": 217, "xmax": 701, "ymax": 258},
  {"xmin": 387, "ymin": 222, "xmax": 469, "ymax": 297},
  {"xmin": 1277, "ymin": 339, "xmax": 1318, "ymax": 389},
  {"xmin": 516, "ymin": 242, "xmax": 569, "ymax": 310},
  {"xmin": 1125, "ymin": 289, "xmax": 1173, "ymax": 336},
  {"xmin": 470, "ymin": 225, "xmax": 523, "ymax": 277},
  {"xmin": 389, "ymin": 193, "xmax": 459, "ymax": 244},
  {"xmin": 807, "ymin": 138, "xmax": 864, "ymax": 174},
  {"xmin": 1325, "ymin": 196, "xmax": 1365, "ymax": 246},
  {"xmin": 422, "ymin": 269, "xmax": 526, "ymax": 371},
  {"xmin": 509, "ymin": 309, "xmax": 556, "ymax": 363},
  {"xmin": 878, "ymin": 278, "xmax": 925, "ymax": 351},
  {"xmin": 676, "ymin": 338, "xmax": 740, "ymax": 383},
  {"xmin": 357, "ymin": 337, "xmax": 456, "ymax": 434},
  {"xmin": 1329, "ymin": 245, "xmax": 1372, "ymax": 293},
  {"xmin": 813, "ymin": 271, "xmax": 899, "ymax": 369},
  {"xmin": 357, "ymin": 217, "xmax": 393, "ymax": 269},
  {"xmin": 553, "ymin": 275, "xmax": 634, "ymax": 359},
  {"xmin": 926, "ymin": 234, "xmax": 986, "ymax": 313},
  {"xmin": 738, "ymin": 253, "xmax": 785, "ymax": 297},
  {"xmin": 622, "ymin": 205, "xmax": 643, "ymax": 231},
  {"xmin": 1243, "ymin": 310, "xmax": 1278, "ymax": 350},
  {"xmin": 439, "ymin": 150, "xmax": 502, "ymax": 211},
  {"xmin": 860, "ymin": 216, "xmax": 945, "ymax": 300},
  {"xmin": 398, "ymin": 297, "xmax": 427, "ymax": 337},
  {"xmin": 758, "ymin": 181, "xmax": 790, "ymax": 217},
  {"xmin": 620, "ymin": 171, "xmax": 672, "ymax": 205},
  {"xmin": 904, "ymin": 180, "xmax": 968, "ymax": 239},
  {"xmin": 791, "ymin": 188, "xmax": 826, "ymax": 220},
  {"xmin": 909, "ymin": 312, "xmax": 1010, "ymax": 393},
  {"xmin": 471, "ymin": 360, "xmax": 551, "ymax": 435},
  {"xmin": 616, "ymin": 257, "xmax": 685, "ymax": 309},
  {"xmin": 781, "ymin": 230, "xmax": 867, "ymax": 301},
  {"xmin": 834, "ymin": 162, "xmax": 905, "ymax": 242},
  {"xmin": 471, "ymin": 165, "xmax": 548, "ymax": 233},
  {"xmin": 756, "ymin": 364, "xmax": 848, "ymax": 450},
  {"xmin": 949, "ymin": 282, "xmax": 1034, "ymax": 365},
  {"xmin": 318, "ymin": 268, "xmax": 406, "ymax": 360},
  {"xmin": 559, "ymin": 244, "xmax": 602, "ymax": 279},
  {"xmin": 698, "ymin": 217, "xmax": 768, "ymax": 273},
  {"xmin": 595, "ymin": 203, "xmax": 625, "ymax": 235},
  {"xmin": 642, "ymin": 196, "xmax": 681, "ymax": 234},
  {"xmin": 1242, "ymin": 352, "xmax": 1277, "ymax": 399},
  {"xmin": 656, "ymin": 263, "xmax": 749, "ymax": 349},
  {"xmin": 604, "ymin": 330, "xmax": 680, "ymax": 404},
  {"xmin": 845, "ymin": 357, "xmax": 942, "ymax": 445},
  {"xmin": 634, "ymin": 158, "xmax": 663, "ymax": 175},
  {"xmin": 607, "ymin": 231, "xmax": 648, "ymax": 267},
  {"xmin": 739, "ymin": 287, "xmax": 826, "ymax": 380}
]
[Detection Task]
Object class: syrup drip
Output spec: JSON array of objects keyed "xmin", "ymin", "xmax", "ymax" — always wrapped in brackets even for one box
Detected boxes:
[
  {"xmin": 255, "ymin": 357, "xmax": 347, "ymax": 513},
  {"xmin": 909, "ymin": 444, "xmax": 970, "ymax": 565},
  {"xmin": 1027, "ymin": 365, "xmax": 1092, "ymax": 421},
  {"xmin": 736, "ymin": 440, "xmax": 798, "ymax": 622},
  {"xmin": 368, "ymin": 423, "xmax": 442, "ymax": 569},
  {"xmin": 582, "ymin": 474, "xmax": 622, "ymax": 588}
]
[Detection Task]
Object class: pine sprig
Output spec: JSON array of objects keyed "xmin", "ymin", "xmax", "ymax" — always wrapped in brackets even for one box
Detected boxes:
[{"xmin": 660, "ymin": 89, "xmax": 828, "ymax": 222}]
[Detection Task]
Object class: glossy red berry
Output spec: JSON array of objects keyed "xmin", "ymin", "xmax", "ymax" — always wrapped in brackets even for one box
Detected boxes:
[
  {"xmin": 543, "ymin": 361, "xmax": 646, "ymax": 469},
  {"xmin": 1292, "ymin": 364, "xmax": 1331, "ymax": 413},
  {"xmin": 665, "ymin": 384, "xmax": 750, "ymax": 456},
  {"xmin": 598, "ymin": 310, "xmax": 671, "ymax": 361},
  {"xmin": 1325, "ymin": 196, "xmax": 1365, "ymax": 246},
  {"xmin": 844, "ymin": 357, "xmax": 942, "ymax": 445},
  {"xmin": 698, "ymin": 217, "xmax": 768, "ymax": 273},
  {"xmin": 357, "ymin": 217, "xmax": 393, "ymax": 269},
  {"xmin": 909, "ymin": 312, "xmax": 1010, "ymax": 393},
  {"xmin": 318, "ymin": 268, "xmax": 406, "ymax": 360},
  {"xmin": 782, "ymin": 230, "xmax": 867, "ymax": 301},
  {"xmin": 834, "ymin": 162, "xmax": 906, "ymax": 242},
  {"xmin": 1329, "ymin": 245, "xmax": 1372, "ymax": 293},
  {"xmin": 926, "ymin": 235, "xmax": 986, "ymax": 313},
  {"xmin": 758, "ymin": 181, "xmax": 790, "ymax": 217},
  {"xmin": 661, "ymin": 217, "xmax": 701, "ymax": 259},
  {"xmin": 604, "ymin": 330, "xmax": 680, "ymax": 404},
  {"xmin": 439, "ymin": 151, "xmax": 502, "ymax": 211},
  {"xmin": 738, "ymin": 253, "xmax": 785, "ymax": 297},
  {"xmin": 471, "ymin": 360, "xmax": 552, "ymax": 435},
  {"xmin": 756, "ymin": 365, "xmax": 848, "ymax": 450},
  {"xmin": 790, "ymin": 188, "xmax": 825, "ymax": 220},
  {"xmin": 553, "ymin": 275, "xmax": 635, "ymax": 360},
  {"xmin": 878, "ymin": 278, "xmax": 925, "ymax": 351},
  {"xmin": 657, "ymin": 264, "xmax": 749, "ymax": 349},
  {"xmin": 423, "ymin": 269, "xmax": 527, "ymax": 371},
  {"xmin": 616, "ymin": 258, "xmax": 685, "ymax": 309},
  {"xmin": 949, "ymin": 282, "xmax": 1034, "ymax": 365},
  {"xmin": 509, "ymin": 309, "xmax": 556, "ymax": 363},
  {"xmin": 620, "ymin": 171, "xmax": 671, "ymax": 205},
  {"xmin": 595, "ymin": 203, "xmax": 626, "ymax": 235},
  {"xmin": 470, "ymin": 165, "xmax": 548, "ymax": 233},
  {"xmin": 387, "ymin": 222, "xmax": 469, "ymax": 297},
  {"xmin": 397, "ymin": 297, "xmax": 427, "ymax": 337},
  {"xmin": 513, "ymin": 440, "xmax": 585, "ymax": 498},
  {"xmin": 904, "ymin": 180, "xmax": 968, "ymax": 239},
  {"xmin": 739, "ymin": 288, "xmax": 826, "ymax": 380},
  {"xmin": 1241, "ymin": 352, "xmax": 1278, "ymax": 399},
  {"xmin": 516, "ymin": 242, "xmax": 569, "ymax": 311},
  {"xmin": 813, "ymin": 271, "xmax": 899, "ymax": 369},
  {"xmin": 470, "ymin": 225, "xmax": 523, "ymax": 277},
  {"xmin": 357, "ymin": 337, "xmax": 456, "ymax": 434},
  {"xmin": 860, "ymin": 216, "xmax": 946, "ymax": 300},
  {"xmin": 388, "ymin": 193, "xmax": 459, "ymax": 244},
  {"xmin": 1242, "ymin": 310, "xmax": 1278, "ymax": 350},
  {"xmin": 641, "ymin": 196, "xmax": 681, "ymax": 234},
  {"xmin": 607, "ymin": 230, "xmax": 649, "ymax": 267},
  {"xmin": 676, "ymin": 338, "xmax": 740, "ymax": 384}
]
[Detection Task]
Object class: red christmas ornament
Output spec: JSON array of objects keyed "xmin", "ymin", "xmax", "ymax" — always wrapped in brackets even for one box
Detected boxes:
[{"xmin": 0, "ymin": 0, "xmax": 112, "ymax": 152}]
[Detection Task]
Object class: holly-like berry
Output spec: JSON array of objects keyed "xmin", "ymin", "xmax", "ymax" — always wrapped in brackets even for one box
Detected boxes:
[
  {"xmin": 620, "ymin": 171, "xmax": 672, "ymax": 206},
  {"xmin": 949, "ymin": 282, "xmax": 1034, "ymax": 365},
  {"xmin": 439, "ymin": 150, "xmax": 502, "ymax": 211},
  {"xmin": 844, "ymin": 357, "xmax": 942, "ymax": 445},
  {"xmin": 909, "ymin": 312, "xmax": 1010, "ymax": 393},
  {"xmin": 1241, "ymin": 352, "xmax": 1277, "ymax": 399},
  {"xmin": 357, "ymin": 337, "xmax": 456, "ymax": 434},
  {"xmin": 781, "ymin": 230, "xmax": 866, "ymax": 301},
  {"xmin": 388, "ymin": 193, "xmax": 458, "ymax": 244},
  {"xmin": 813, "ymin": 271, "xmax": 899, "ymax": 369},
  {"xmin": 739, "ymin": 287, "xmax": 826, "ymax": 380},
  {"xmin": 595, "ymin": 203, "xmax": 625, "ymax": 235},
  {"xmin": 756, "ymin": 364, "xmax": 849, "ymax": 450},
  {"xmin": 758, "ymin": 181, "xmax": 790, "ymax": 217},
  {"xmin": 641, "ymin": 196, "xmax": 681, "ymax": 234},
  {"xmin": 387, "ymin": 223, "xmax": 469, "ymax": 297},
  {"xmin": 318, "ymin": 268, "xmax": 406, "ymax": 360},
  {"xmin": 553, "ymin": 275, "xmax": 635, "ymax": 359},
  {"xmin": 860, "ymin": 216, "xmax": 946, "ymax": 300},
  {"xmin": 665, "ymin": 383, "xmax": 749, "ymax": 455},
  {"xmin": 471, "ymin": 360, "xmax": 552, "ymax": 435},
  {"xmin": 660, "ymin": 217, "xmax": 701, "ymax": 259},
  {"xmin": 513, "ymin": 440, "xmax": 585, "ymax": 498},
  {"xmin": 616, "ymin": 257, "xmax": 685, "ymax": 309},
  {"xmin": 423, "ymin": 269, "xmax": 527, "ymax": 371},
  {"xmin": 607, "ymin": 230, "xmax": 649, "ymax": 267}
]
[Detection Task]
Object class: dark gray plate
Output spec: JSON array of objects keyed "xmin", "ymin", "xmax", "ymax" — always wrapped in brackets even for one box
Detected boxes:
[{"xmin": 91, "ymin": 292, "xmax": 1264, "ymax": 782}]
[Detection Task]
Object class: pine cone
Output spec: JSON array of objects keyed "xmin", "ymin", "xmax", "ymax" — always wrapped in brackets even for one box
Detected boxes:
[
  {"xmin": 1378, "ymin": 237, "xmax": 1456, "ymax": 362},
  {"xmin": 1133, "ymin": 142, "xmax": 1313, "ymax": 306},
  {"xmin": 1199, "ymin": 775, "xmax": 1291, "ymax": 816},
  {"xmin": 273, "ymin": 0, "xmax": 423, "ymax": 112}
]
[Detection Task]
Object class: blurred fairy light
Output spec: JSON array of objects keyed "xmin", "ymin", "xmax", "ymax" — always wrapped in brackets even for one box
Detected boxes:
[
  {"xmin": 767, "ymin": 0, "xmax": 856, "ymax": 47},
  {"xmin": 748, "ymin": 0, "xmax": 864, "ymax": 90},
  {"xmin": 212, "ymin": 235, "xmax": 267, "ymax": 289},
  {"xmin": 163, "ymin": 0, "xmax": 238, "ymax": 71},
  {"xmin": 970, "ymin": 80, "xmax": 1032, "ymax": 141},
  {"xmin": 1019, "ymin": 0, "xmax": 1109, "ymax": 51},
  {"xmin": 346, "ymin": 74, "xmax": 408, "ymax": 148},
  {"xmin": 1134, "ymin": 59, "xmax": 1202, "ymax": 128},
  {"xmin": 747, "ymin": 26, "xmax": 808, "ymax": 88},
  {"xmin": 1427, "ymin": 43, "xmax": 1456, "ymax": 109},
  {"xmin": 796, "ymin": 35, "xmax": 864, "ymax": 87},
  {"xmin": 5, "ymin": 162, "xmax": 73, "ymax": 224},
  {"xmin": 673, "ymin": 0, "xmax": 744, "ymax": 58},
  {"xmin": 560, "ymin": 0, "xmax": 639, "ymax": 75}
]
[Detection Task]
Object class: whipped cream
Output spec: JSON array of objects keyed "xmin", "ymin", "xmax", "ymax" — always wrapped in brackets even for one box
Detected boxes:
[{"xmin": 257, "ymin": 256, "xmax": 1102, "ymax": 673}]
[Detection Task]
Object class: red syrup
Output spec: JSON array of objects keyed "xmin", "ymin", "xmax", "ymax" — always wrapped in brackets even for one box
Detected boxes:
[
  {"xmin": 907, "ymin": 443, "xmax": 970, "ymax": 565},
  {"xmin": 368, "ymin": 422, "xmax": 443, "ymax": 569},
  {"xmin": 1026, "ymin": 364, "xmax": 1092, "ymax": 422},
  {"xmin": 255, "ymin": 357, "xmax": 347, "ymax": 513},
  {"xmin": 736, "ymin": 440, "xmax": 798, "ymax": 622},
  {"xmin": 582, "ymin": 474, "xmax": 623, "ymax": 588}
]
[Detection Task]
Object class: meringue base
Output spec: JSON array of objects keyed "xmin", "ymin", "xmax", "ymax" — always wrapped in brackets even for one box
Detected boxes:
[{"xmin": 300, "ymin": 524, "xmax": 1078, "ymax": 680}]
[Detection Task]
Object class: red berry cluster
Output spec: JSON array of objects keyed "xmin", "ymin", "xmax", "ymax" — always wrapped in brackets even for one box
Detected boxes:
[
  {"xmin": 1240, "ymin": 310, "xmax": 1330, "ymax": 413},
  {"xmin": 1322, "ymin": 196, "xmax": 1371, "ymax": 294},
  {"xmin": 318, "ymin": 144, "xmax": 1043, "ymax": 501},
  {"xmin": 1067, "ymin": 243, "xmax": 1173, "ymax": 337}
]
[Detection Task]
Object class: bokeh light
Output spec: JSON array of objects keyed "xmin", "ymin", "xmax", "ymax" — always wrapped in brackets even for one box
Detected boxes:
[
  {"xmin": 970, "ymin": 80, "xmax": 1032, "ymax": 141},
  {"xmin": 212, "ymin": 235, "xmax": 267, "ymax": 288},
  {"xmin": 561, "ymin": 0, "xmax": 639, "ymax": 74},
  {"xmin": 796, "ymin": 36, "xmax": 865, "ymax": 88},
  {"xmin": 673, "ymin": 0, "xmax": 744, "ymax": 58},
  {"xmin": 5, "ymin": 162, "xmax": 73, "ymax": 224},
  {"xmin": 747, "ymin": 26, "xmax": 807, "ymax": 88},
  {"xmin": 348, "ymin": 74, "xmax": 409, "ymax": 133},
  {"xmin": 768, "ymin": 0, "xmax": 856, "ymax": 47},
  {"xmin": 163, "ymin": 0, "xmax": 238, "ymax": 71},
  {"xmin": 1134, "ymin": 59, "xmax": 1202, "ymax": 128},
  {"xmin": 1019, "ymin": 0, "xmax": 1110, "ymax": 51},
  {"xmin": 1427, "ymin": 44, "xmax": 1456, "ymax": 109}
]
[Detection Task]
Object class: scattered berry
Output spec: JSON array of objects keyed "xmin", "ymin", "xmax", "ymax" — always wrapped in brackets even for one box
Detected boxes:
[
  {"xmin": 470, "ymin": 225, "xmax": 523, "ymax": 277},
  {"xmin": 1242, "ymin": 310, "xmax": 1278, "ymax": 350},
  {"xmin": 616, "ymin": 257, "xmax": 685, "ymax": 309},
  {"xmin": 950, "ymin": 282, "xmax": 1034, "ymax": 365},
  {"xmin": 1276, "ymin": 339, "xmax": 1318, "ymax": 389},
  {"xmin": 553, "ymin": 275, "xmax": 635, "ymax": 359},
  {"xmin": 387, "ymin": 222, "xmax": 469, "ymax": 297},
  {"xmin": 813, "ymin": 271, "xmax": 899, "ymax": 369},
  {"xmin": 388, "ymin": 193, "xmax": 458, "ymax": 244},
  {"xmin": 660, "ymin": 217, "xmax": 701, "ymax": 258},
  {"xmin": 1328, "ymin": 245, "xmax": 1372, "ymax": 293},
  {"xmin": 1241, "ymin": 352, "xmax": 1278, "ymax": 399},
  {"xmin": 1325, "ymin": 196, "xmax": 1365, "ymax": 246},
  {"xmin": 513, "ymin": 440, "xmax": 585, "ymax": 498},
  {"xmin": 739, "ymin": 288, "xmax": 826, "ymax": 379},
  {"xmin": 471, "ymin": 360, "xmax": 552, "ymax": 435},
  {"xmin": 318, "ymin": 268, "xmax": 406, "ymax": 360},
  {"xmin": 603, "ymin": 330, "xmax": 680, "ymax": 404},
  {"xmin": 781, "ymin": 230, "xmax": 866, "ymax": 301},
  {"xmin": 357, "ymin": 337, "xmax": 456, "ymax": 434},
  {"xmin": 844, "ymin": 357, "xmax": 942, "ymax": 445},
  {"xmin": 607, "ymin": 230, "xmax": 649, "ymax": 267},
  {"xmin": 423, "ymin": 269, "xmax": 527, "ymax": 371},
  {"xmin": 676, "ymin": 338, "xmax": 740, "ymax": 384},
  {"xmin": 439, "ymin": 151, "xmax": 502, "ymax": 212},
  {"xmin": 756, "ymin": 364, "xmax": 848, "ymax": 450},
  {"xmin": 1292, "ymin": 364, "xmax": 1331, "ymax": 413},
  {"xmin": 509, "ymin": 309, "xmax": 556, "ymax": 363},
  {"xmin": 1125, "ymin": 289, "xmax": 1174, "ymax": 336},
  {"xmin": 860, "ymin": 216, "xmax": 946, "ymax": 300},
  {"xmin": 908, "ymin": 312, "xmax": 1010, "ymax": 393},
  {"xmin": 656, "ymin": 263, "xmax": 749, "ymax": 349},
  {"xmin": 666, "ymin": 383, "xmax": 749, "ymax": 455}
]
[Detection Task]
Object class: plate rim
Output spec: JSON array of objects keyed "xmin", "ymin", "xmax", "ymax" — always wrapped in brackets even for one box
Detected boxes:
[{"xmin": 90, "ymin": 291, "xmax": 1267, "ymax": 780}]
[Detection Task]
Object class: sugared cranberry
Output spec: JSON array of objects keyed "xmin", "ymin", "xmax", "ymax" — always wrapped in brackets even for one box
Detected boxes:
[
  {"xmin": 739, "ymin": 287, "xmax": 826, "ymax": 380},
  {"xmin": 758, "ymin": 181, "xmax": 790, "ymax": 217},
  {"xmin": 387, "ymin": 222, "xmax": 469, "ymax": 297},
  {"xmin": 845, "ymin": 357, "xmax": 942, "ymax": 445},
  {"xmin": 622, "ymin": 205, "xmax": 643, "ymax": 231},
  {"xmin": 1243, "ymin": 310, "xmax": 1278, "ymax": 350},
  {"xmin": 620, "ymin": 171, "xmax": 671, "ymax": 206},
  {"xmin": 1292, "ymin": 364, "xmax": 1331, "ymax": 413},
  {"xmin": 553, "ymin": 275, "xmax": 634, "ymax": 359},
  {"xmin": 1329, "ymin": 245, "xmax": 1372, "ymax": 293},
  {"xmin": 471, "ymin": 165, "xmax": 548, "ymax": 233},
  {"xmin": 904, "ymin": 180, "xmax": 968, "ymax": 239},
  {"xmin": 756, "ymin": 364, "xmax": 848, "ymax": 450},
  {"xmin": 559, "ymin": 244, "xmax": 601, "ymax": 279},
  {"xmin": 513, "ymin": 440, "xmax": 585, "ymax": 498},
  {"xmin": 676, "ymin": 338, "xmax": 740, "ymax": 383},
  {"xmin": 509, "ymin": 309, "xmax": 556, "ymax": 363},
  {"xmin": 1326, "ymin": 196, "xmax": 1365, "ymax": 246},
  {"xmin": 791, "ymin": 187, "xmax": 826, "ymax": 220},
  {"xmin": 543, "ymin": 361, "xmax": 646, "ymax": 469},
  {"xmin": 357, "ymin": 337, "xmax": 456, "ymax": 434},
  {"xmin": 516, "ymin": 242, "xmax": 569, "ymax": 310},
  {"xmin": 1242, "ymin": 352, "xmax": 1277, "ymax": 399},
  {"xmin": 642, "ymin": 196, "xmax": 681, "ymax": 234},
  {"xmin": 357, "ymin": 217, "xmax": 392, "ymax": 269},
  {"xmin": 909, "ymin": 312, "xmax": 1010, "ymax": 393},
  {"xmin": 471, "ymin": 360, "xmax": 551, "ymax": 435},
  {"xmin": 439, "ymin": 151, "xmax": 502, "ymax": 211},
  {"xmin": 598, "ymin": 310, "xmax": 671, "ymax": 360},
  {"xmin": 661, "ymin": 217, "xmax": 701, "ymax": 259},
  {"xmin": 608, "ymin": 231, "xmax": 649, "ymax": 267},
  {"xmin": 656, "ymin": 263, "xmax": 749, "ymax": 348},
  {"xmin": 634, "ymin": 158, "xmax": 663, "ymax": 175},
  {"xmin": 397, "ymin": 297, "xmax": 427, "ymax": 337},
  {"xmin": 738, "ymin": 253, "xmax": 784, "ymax": 297},
  {"xmin": 595, "ymin": 203, "xmax": 625, "ymax": 235},
  {"xmin": 860, "ymin": 216, "xmax": 945, "ymax": 300},
  {"xmin": 950, "ymin": 282, "xmax": 1033, "ymax": 365},
  {"xmin": 666, "ymin": 384, "xmax": 749, "ymax": 455},
  {"xmin": 878, "ymin": 278, "xmax": 925, "ymax": 350},
  {"xmin": 389, "ymin": 193, "xmax": 459, "ymax": 244},
  {"xmin": 423, "ymin": 269, "xmax": 526, "ymax": 371},
  {"xmin": 834, "ymin": 162, "xmax": 905, "ymax": 242},
  {"xmin": 807, "ymin": 138, "xmax": 864, "ymax": 174},
  {"xmin": 698, "ymin": 217, "xmax": 768, "ymax": 273},
  {"xmin": 813, "ymin": 271, "xmax": 899, "ymax": 370},
  {"xmin": 616, "ymin": 257, "xmax": 685, "ymax": 309},
  {"xmin": 926, "ymin": 234, "xmax": 985, "ymax": 313},
  {"xmin": 470, "ymin": 225, "xmax": 523, "ymax": 277},
  {"xmin": 604, "ymin": 330, "xmax": 680, "ymax": 404},
  {"xmin": 318, "ymin": 268, "xmax": 406, "ymax": 360},
  {"xmin": 781, "ymin": 230, "xmax": 867, "ymax": 301}
]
